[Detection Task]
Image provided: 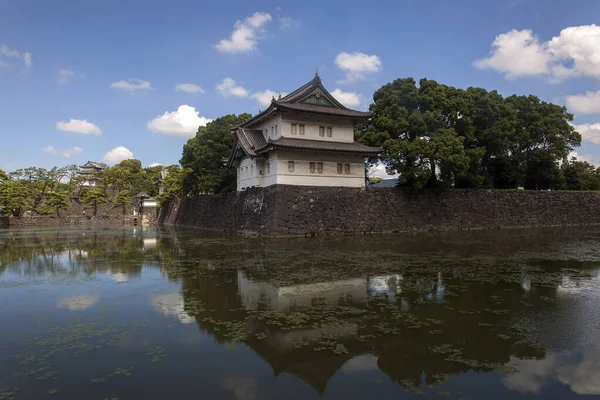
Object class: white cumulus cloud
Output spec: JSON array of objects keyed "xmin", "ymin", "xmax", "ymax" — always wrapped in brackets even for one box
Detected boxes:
[
  {"xmin": 331, "ymin": 88, "xmax": 361, "ymax": 107},
  {"xmin": 148, "ymin": 162, "xmax": 162, "ymax": 168},
  {"xmin": 250, "ymin": 89, "xmax": 288, "ymax": 106},
  {"xmin": 566, "ymin": 90, "xmax": 600, "ymax": 115},
  {"xmin": 214, "ymin": 12, "xmax": 272, "ymax": 54},
  {"xmin": 475, "ymin": 24, "xmax": 600, "ymax": 82},
  {"xmin": 0, "ymin": 44, "xmax": 32, "ymax": 71},
  {"xmin": 103, "ymin": 146, "xmax": 134, "ymax": 164},
  {"xmin": 43, "ymin": 146, "xmax": 83, "ymax": 158},
  {"xmin": 335, "ymin": 52, "xmax": 382, "ymax": 83},
  {"xmin": 573, "ymin": 123, "xmax": 600, "ymax": 145},
  {"xmin": 369, "ymin": 163, "xmax": 398, "ymax": 179},
  {"xmin": 110, "ymin": 79, "xmax": 152, "ymax": 91},
  {"xmin": 216, "ymin": 77, "xmax": 249, "ymax": 97},
  {"xmin": 279, "ymin": 16, "xmax": 300, "ymax": 30},
  {"xmin": 56, "ymin": 119, "xmax": 102, "ymax": 135},
  {"xmin": 147, "ymin": 105, "xmax": 212, "ymax": 138},
  {"xmin": 473, "ymin": 30, "xmax": 550, "ymax": 79},
  {"xmin": 58, "ymin": 69, "xmax": 74, "ymax": 85},
  {"xmin": 569, "ymin": 151, "xmax": 600, "ymax": 167},
  {"xmin": 176, "ymin": 83, "xmax": 205, "ymax": 94}
]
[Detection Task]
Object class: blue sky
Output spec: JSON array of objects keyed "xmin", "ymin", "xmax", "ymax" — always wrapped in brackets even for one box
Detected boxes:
[{"xmin": 1, "ymin": 0, "xmax": 600, "ymax": 174}]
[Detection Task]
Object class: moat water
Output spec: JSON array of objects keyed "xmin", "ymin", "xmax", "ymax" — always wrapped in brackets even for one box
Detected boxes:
[{"xmin": 1, "ymin": 226, "xmax": 599, "ymax": 399}]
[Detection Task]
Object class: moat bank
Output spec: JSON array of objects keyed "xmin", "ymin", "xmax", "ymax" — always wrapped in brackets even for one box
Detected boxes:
[
  {"xmin": 158, "ymin": 185, "xmax": 600, "ymax": 236},
  {"xmin": 1, "ymin": 200, "xmax": 135, "ymax": 228}
]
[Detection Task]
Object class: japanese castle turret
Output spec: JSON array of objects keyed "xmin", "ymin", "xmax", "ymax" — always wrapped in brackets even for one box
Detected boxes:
[{"xmin": 227, "ymin": 74, "xmax": 381, "ymax": 191}]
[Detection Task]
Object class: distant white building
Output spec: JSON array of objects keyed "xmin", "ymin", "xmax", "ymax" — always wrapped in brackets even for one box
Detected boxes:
[
  {"xmin": 78, "ymin": 161, "xmax": 107, "ymax": 187},
  {"xmin": 227, "ymin": 74, "xmax": 381, "ymax": 191}
]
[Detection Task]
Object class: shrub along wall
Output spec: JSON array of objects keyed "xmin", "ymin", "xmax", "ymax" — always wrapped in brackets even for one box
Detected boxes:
[
  {"xmin": 5, "ymin": 199, "xmax": 133, "ymax": 227},
  {"xmin": 159, "ymin": 185, "xmax": 600, "ymax": 236}
]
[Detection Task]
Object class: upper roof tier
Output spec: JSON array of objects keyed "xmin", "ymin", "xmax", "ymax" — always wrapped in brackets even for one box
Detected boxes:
[{"xmin": 237, "ymin": 73, "xmax": 372, "ymax": 129}]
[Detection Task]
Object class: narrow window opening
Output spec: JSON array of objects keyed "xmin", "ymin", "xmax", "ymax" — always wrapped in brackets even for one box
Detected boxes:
[
  {"xmin": 267, "ymin": 163, "xmax": 270, "ymax": 174},
  {"xmin": 317, "ymin": 162, "xmax": 323, "ymax": 174},
  {"xmin": 344, "ymin": 164, "xmax": 350, "ymax": 174},
  {"xmin": 337, "ymin": 163, "xmax": 343, "ymax": 174},
  {"xmin": 288, "ymin": 161, "xmax": 295, "ymax": 172},
  {"xmin": 309, "ymin": 162, "xmax": 315, "ymax": 173},
  {"xmin": 319, "ymin": 126, "xmax": 325, "ymax": 137},
  {"xmin": 326, "ymin": 127, "xmax": 332, "ymax": 138},
  {"xmin": 291, "ymin": 124, "xmax": 297, "ymax": 135},
  {"xmin": 299, "ymin": 125, "xmax": 305, "ymax": 135}
]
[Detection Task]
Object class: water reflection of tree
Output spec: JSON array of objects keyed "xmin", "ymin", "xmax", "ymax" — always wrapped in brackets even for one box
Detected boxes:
[{"xmin": 0, "ymin": 228, "xmax": 163, "ymax": 278}]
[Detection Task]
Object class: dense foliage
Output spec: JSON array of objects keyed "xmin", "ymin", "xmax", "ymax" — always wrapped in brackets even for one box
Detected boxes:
[
  {"xmin": 0, "ymin": 160, "xmax": 179, "ymax": 216},
  {"xmin": 358, "ymin": 78, "xmax": 582, "ymax": 190},
  {"xmin": 180, "ymin": 113, "xmax": 251, "ymax": 196}
]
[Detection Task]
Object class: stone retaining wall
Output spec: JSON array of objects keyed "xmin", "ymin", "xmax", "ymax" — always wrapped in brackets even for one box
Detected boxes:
[{"xmin": 159, "ymin": 185, "xmax": 600, "ymax": 236}]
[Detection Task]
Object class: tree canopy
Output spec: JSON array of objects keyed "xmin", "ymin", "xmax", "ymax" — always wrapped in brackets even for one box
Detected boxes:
[
  {"xmin": 359, "ymin": 77, "xmax": 582, "ymax": 189},
  {"xmin": 180, "ymin": 113, "xmax": 251, "ymax": 196}
]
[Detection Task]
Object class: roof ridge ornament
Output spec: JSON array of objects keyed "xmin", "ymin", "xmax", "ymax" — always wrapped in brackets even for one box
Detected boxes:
[{"xmin": 314, "ymin": 70, "xmax": 321, "ymax": 83}]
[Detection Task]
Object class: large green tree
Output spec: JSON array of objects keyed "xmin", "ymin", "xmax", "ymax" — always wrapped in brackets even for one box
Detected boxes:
[
  {"xmin": 156, "ymin": 165, "xmax": 184, "ymax": 203},
  {"xmin": 362, "ymin": 77, "xmax": 581, "ymax": 189},
  {"xmin": 0, "ymin": 180, "xmax": 28, "ymax": 216},
  {"xmin": 80, "ymin": 186, "xmax": 108, "ymax": 216},
  {"xmin": 112, "ymin": 189, "xmax": 131, "ymax": 216},
  {"xmin": 180, "ymin": 113, "xmax": 251, "ymax": 195},
  {"xmin": 504, "ymin": 95, "xmax": 580, "ymax": 190},
  {"xmin": 361, "ymin": 78, "xmax": 470, "ymax": 188},
  {"xmin": 562, "ymin": 158, "xmax": 600, "ymax": 191},
  {"xmin": 38, "ymin": 191, "xmax": 71, "ymax": 217}
]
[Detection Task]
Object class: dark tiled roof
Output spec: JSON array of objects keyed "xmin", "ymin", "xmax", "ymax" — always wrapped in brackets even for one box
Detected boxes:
[
  {"xmin": 237, "ymin": 74, "xmax": 371, "ymax": 129},
  {"xmin": 257, "ymin": 137, "xmax": 381, "ymax": 155},
  {"xmin": 274, "ymin": 102, "xmax": 372, "ymax": 118},
  {"xmin": 278, "ymin": 75, "xmax": 330, "ymax": 104},
  {"xmin": 237, "ymin": 128, "xmax": 267, "ymax": 157},
  {"xmin": 79, "ymin": 161, "xmax": 107, "ymax": 170}
]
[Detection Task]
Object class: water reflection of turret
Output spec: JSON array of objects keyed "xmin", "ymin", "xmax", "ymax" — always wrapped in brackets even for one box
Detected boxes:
[{"xmin": 175, "ymin": 265, "xmax": 555, "ymax": 396}]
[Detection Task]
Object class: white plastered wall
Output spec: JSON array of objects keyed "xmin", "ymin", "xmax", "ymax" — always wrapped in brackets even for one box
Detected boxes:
[
  {"xmin": 269, "ymin": 150, "xmax": 365, "ymax": 188},
  {"xmin": 237, "ymin": 157, "xmax": 267, "ymax": 191},
  {"xmin": 280, "ymin": 112, "xmax": 355, "ymax": 143}
]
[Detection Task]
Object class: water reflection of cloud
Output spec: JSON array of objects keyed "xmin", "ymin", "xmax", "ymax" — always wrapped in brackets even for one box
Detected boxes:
[
  {"xmin": 341, "ymin": 354, "xmax": 379, "ymax": 374},
  {"xmin": 56, "ymin": 293, "xmax": 100, "ymax": 311},
  {"xmin": 107, "ymin": 272, "xmax": 129, "ymax": 283},
  {"xmin": 504, "ymin": 348, "xmax": 600, "ymax": 395},
  {"xmin": 150, "ymin": 292, "xmax": 195, "ymax": 324},
  {"xmin": 221, "ymin": 377, "xmax": 258, "ymax": 400}
]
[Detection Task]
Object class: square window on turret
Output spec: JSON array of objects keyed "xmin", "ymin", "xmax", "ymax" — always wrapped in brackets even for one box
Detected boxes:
[
  {"xmin": 291, "ymin": 124, "xmax": 297, "ymax": 134},
  {"xmin": 319, "ymin": 126, "xmax": 325, "ymax": 137},
  {"xmin": 299, "ymin": 125, "xmax": 305, "ymax": 135},
  {"xmin": 326, "ymin": 127, "xmax": 332, "ymax": 137}
]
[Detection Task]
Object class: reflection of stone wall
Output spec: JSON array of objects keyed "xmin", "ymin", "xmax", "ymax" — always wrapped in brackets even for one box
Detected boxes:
[
  {"xmin": 160, "ymin": 185, "xmax": 600, "ymax": 236},
  {"xmin": 0, "ymin": 216, "xmax": 8, "ymax": 228},
  {"xmin": 7, "ymin": 199, "xmax": 133, "ymax": 227}
]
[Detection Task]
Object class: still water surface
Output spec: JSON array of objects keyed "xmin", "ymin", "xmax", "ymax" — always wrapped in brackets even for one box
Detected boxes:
[{"xmin": 1, "ymin": 227, "xmax": 599, "ymax": 399}]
